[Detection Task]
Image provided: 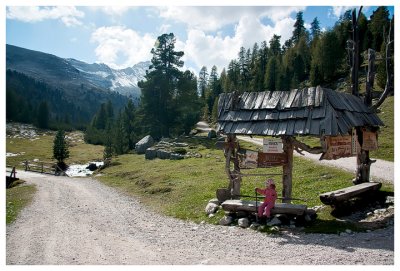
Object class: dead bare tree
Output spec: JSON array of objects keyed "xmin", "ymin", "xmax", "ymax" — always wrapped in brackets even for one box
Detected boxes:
[{"xmin": 372, "ymin": 17, "xmax": 394, "ymax": 110}]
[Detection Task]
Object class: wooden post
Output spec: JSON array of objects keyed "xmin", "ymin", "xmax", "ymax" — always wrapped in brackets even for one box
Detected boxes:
[
  {"xmin": 224, "ymin": 134, "xmax": 241, "ymax": 199},
  {"xmin": 365, "ymin": 49, "xmax": 375, "ymax": 107},
  {"xmin": 25, "ymin": 160, "xmax": 28, "ymax": 171},
  {"xmin": 282, "ymin": 136, "xmax": 293, "ymax": 203}
]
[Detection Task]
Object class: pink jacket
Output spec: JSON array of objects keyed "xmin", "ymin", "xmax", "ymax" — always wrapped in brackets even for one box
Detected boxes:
[{"xmin": 256, "ymin": 187, "xmax": 277, "ymax": 205}]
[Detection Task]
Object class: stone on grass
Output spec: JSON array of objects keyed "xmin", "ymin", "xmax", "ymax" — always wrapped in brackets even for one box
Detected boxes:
[
  {"xmin": 205, "ymin": 202, "xmax": 219, "ymax": 215},
  {"xmin": 157, "ymin": 149, "xmax": 171, "ymax": 160},
  {"xmin": 145, "ymin": 148, "xmax": 157, "ymax": 160},
  {"xmin": 208, "ymin": 198, "xmax": 220, "ymax": 205},
  {"xmin": 170, "ymin": 153, "xmax": 184, "ymax": 160},
  {"xmin": 135, "ymin": 135, "xmax": 154, "ymax": 154}
]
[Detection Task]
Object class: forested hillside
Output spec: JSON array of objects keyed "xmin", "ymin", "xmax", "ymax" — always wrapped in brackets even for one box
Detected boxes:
[
  {"xmin": 6, "ymin": 70, "xmax": 129, "ymax": 130},
  {"xmin": 198, "ymin": 7, "xmax": 394, "ymax": 122}
]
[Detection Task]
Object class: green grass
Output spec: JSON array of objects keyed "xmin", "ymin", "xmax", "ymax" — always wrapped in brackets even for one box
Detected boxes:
[
  {"xmin": 6, "ymin": 183, "xmax": 37, "ymax": 224},
  {"xmin": 6, "ymin": 131, "xmax": 104, "ymax": 168},
  {"xmin": 6, "ymin": 122, "xmax": 394, "ymax": 233},
  {"xmin": 371, "ymin": 95, "xmax": 394, "ymax": 161}
]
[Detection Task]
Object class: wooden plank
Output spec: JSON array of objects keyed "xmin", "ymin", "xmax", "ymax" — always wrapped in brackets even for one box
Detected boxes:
[
  {"xmin": 306, "ymin": 87, "xmax": 316, "ymax": 106},
  {"xmin": 278, "ymin": 91, "xmax": 290, "ymax": 109},
  {"xmin": 260, "ymin": 91, "xmax": 271, "ymax": 109},
  {"xmin": 244, "ymin": 92, "xmax": 257, "ymax": 109},
  {"xmin": 284, "ymin": 89, "xmax": 298, "ymax": 108},
  {"xmin": 221, "ymin": 200, "xmax": 307, "ymax": 216},
  {"xmin": 319, "ymin": 182, "xmax": 382, "ymax": 205},
  {"xmin": 252, "ymin": 91, "xmax": 266, "ymax": 109}
]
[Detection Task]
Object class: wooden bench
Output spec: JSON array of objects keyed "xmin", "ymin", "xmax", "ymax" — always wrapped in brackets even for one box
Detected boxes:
[
  {"xmin": 319, "ymin": 182, "xmax": 382, "ymax": 206},
  {"xmin": 221, "ymin": 199, "xmax": 307, "ymax": 216}
]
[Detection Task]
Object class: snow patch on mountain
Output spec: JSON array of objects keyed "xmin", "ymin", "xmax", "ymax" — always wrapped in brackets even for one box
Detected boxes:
[{"xmin": 67, "ymin": 58, "xmax": 150, "ymax": 98}]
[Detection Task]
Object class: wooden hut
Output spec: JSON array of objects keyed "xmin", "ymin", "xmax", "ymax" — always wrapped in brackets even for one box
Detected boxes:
[{"xmin": 216, "ymin": 86, "xmax": 384, "ymax": 204}]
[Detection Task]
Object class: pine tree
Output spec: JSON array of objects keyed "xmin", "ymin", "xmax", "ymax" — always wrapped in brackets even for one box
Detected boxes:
[
  {"xmin": 310, "ymin": 17, "xmax": 321, "ymax": 41},
  {"xmin": 103, "ymin": 124, "xmax": 113, "ymax": 160},
  {"xmin": 198, "ymin": 66, "xmax": 208, "ymax": 99},
  {"xmin": 53, "ymin": 130, "xmax": 69, "ymax": 169},
  {"xmin": 292, "ymin": 12, "xmax": 306, "ymax": 45},
  {"xmin": 369, "ymin": 6, "xmax": 390, "ymax": 51},
  {"xmin": 138, "ymin": 33, "xmax": 184, "ymax": 138}
]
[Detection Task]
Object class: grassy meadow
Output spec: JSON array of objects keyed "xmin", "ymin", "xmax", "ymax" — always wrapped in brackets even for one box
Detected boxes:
[{"xmin": 5, "ymin": 95, "xmax": 394, "ymax": 232}]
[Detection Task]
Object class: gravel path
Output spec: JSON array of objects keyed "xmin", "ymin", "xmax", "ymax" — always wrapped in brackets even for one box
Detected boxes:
[
  {"xmin": 237, "ymin": 136, "xmax": 394, "ymax": 184},
  {"xmin": 7, "ymin": 171, "xmax": 394, "ymax": 265}
]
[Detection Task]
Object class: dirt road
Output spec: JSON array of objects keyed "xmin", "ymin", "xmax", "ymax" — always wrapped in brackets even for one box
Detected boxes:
[{"xmin": 6, "ymin": 171, "xmax": 394, "ymax": 265}]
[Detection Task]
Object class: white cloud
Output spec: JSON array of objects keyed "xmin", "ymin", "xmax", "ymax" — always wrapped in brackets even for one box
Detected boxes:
[
  {"xmin": 182, "ymin": 11, "xmax": 296, "ymax": 73},
  {"xmin": 91, "ymin": 26, "xmax": 155, "ymax": 69},
  {"xmin": 6, "ymin": 6, "xmax": 84, "ymax": 27},
  {"xmin": 329, "ymin": 6, "xmax": 356, "ymax": 18},
  {"xmin": 157, "ymin": 6, "xmax": 303, "ymax": 32}
]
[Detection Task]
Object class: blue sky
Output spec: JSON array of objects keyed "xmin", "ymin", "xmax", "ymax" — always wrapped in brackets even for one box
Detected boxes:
[{"xmin": 5, "ymin": 2, "xmax": 395, "ymax": 75}]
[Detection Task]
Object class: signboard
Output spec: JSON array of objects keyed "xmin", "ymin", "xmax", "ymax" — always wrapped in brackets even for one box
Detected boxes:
[
  {"xmin": 263, "ymin": 138, "xmax": 283, "ymax": 153},
  {"xmin": 258, "ymin": 152, "xmax": 288, "ymax": 167},
  {"xmin": 238, "ymin": 149, "xmax": 287, "ymax": 168},
  {"xmin": 362, "ymin": 130, "xmax": 378, "ymax": 151},
  {"xmin": 238, "ymin": 149, "xmax": 258, "ymax": 169},
  {"xmin": 320, "ymin": 135, "xmax": 354, "ymax": 160}
]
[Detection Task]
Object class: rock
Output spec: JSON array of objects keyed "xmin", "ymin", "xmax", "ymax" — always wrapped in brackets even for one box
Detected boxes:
[
  {"xmin": 174, "ymin": 142, "xmax": 189, "ymax": 148},
  {"xmin": 267, "ymin": 217, "xmax": 282, "ymax": 226},
  {"xmin": 236, "ymin": 211, "xmax": 248, "ymax": 218},
  {"xmin": 205, "ymin": 203, "xmax": 219, "ymax": 215},
  {"xmin": 345, "ymin": 229, "xmax": 352, "ymax": 234},
  {"xmin": 208, "ymin": 198, "xmax": 220, "ymax": 205},
  {"xmin": 170, "ymin": 153, "xmax": 184, "ymax": 160},
  {"xmin": 304, "ymin": 214, "xmax": 312, "ymax": 222},
  {"xmin": 385, "ymin": 196, "xmax": 394, "ymax": 205},
  {"xmin": 86, "ymin": 163, "xmax": 98, "ymax": 171},
  {"xmin": 135, "ymin": 135, "xmax": 154, "ymax": 154},
  {"xmin": 33, "ymin": 158, "xmax": 39, "ymax": 162},
  {"xmin": 157, "ymin": 149, "xmax": 171, "ymax": 160},
  {"xmin": 219, "ymin": 215, "xmax": 233, "ymax": 226},
  {"xmin": 208, "ymin": 214, "xmax": 215, "ymax": 218},
  {"xmin": 145, "ymin": 148, "xmax": 157, "ymax": 160},
  {"xmin": 208, "ymin": 130, "xmax": 217, "ymax": 139},
  {"xmin": 238, "ymin": 218, "xmax": 250, "ymax": 228},
  {"xmin": 250, "ymin": 223, "xmax": 260, "ymax": 230}
]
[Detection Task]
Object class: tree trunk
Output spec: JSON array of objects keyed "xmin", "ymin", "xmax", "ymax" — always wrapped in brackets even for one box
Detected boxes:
[
  {"xmin": 224, "ymin": 134, "xmax": 241, "ymax": 199},
  {"xmin": 282, "ymin": 136, "xmax": 293, "ymax": 203},
  {"xmin": 354, "ymin": 128, "xmax": 373, "ymax": 184},
  {"xmin": 365, "ymin": 49, "xmax": 375, "ymax": 107}
]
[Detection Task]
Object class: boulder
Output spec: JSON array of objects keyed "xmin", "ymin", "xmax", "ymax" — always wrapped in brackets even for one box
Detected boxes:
[
  {"xmin": 219, "ymin": 215, "xmax": 233, "ymax": 226},
  {"xmin": 208, "ymin": 198, "xmax": 220, "ymax": 205},
  {"xmin": 157, "ymin": 149, "xmax": 171, "ymax": 160},
  {"xmin": 145, "ymin": 148, "xmax": 157, "ymax": 160},
  {"xmin": 135, "ymin": 135, "xmax": 154, "ymax": 154},
  {"xmin": 238, "ymin": 218, "xmax": 250, "ymax": 228},
  {"xmin": 205, "ymin": 202, "xmax": 219, "ymax": 215}
]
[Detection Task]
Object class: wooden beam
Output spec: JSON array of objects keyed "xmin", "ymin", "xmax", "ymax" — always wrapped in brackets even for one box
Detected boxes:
[
  {"xmin": 282, "ymin": 136, "xmax": 293, "ymax": 203},
  {"xmin": 319, "ymin": 182, "xmax": 381, "ymax": 205},
  {"xmin": 221, "ymin": 199, "xmax": 307, "ymax": 216}
]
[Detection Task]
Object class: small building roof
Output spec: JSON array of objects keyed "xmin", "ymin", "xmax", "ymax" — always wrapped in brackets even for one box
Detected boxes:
[{"xmin": 217, "ymin": 86, "xmax": 384, "ymax": 136}]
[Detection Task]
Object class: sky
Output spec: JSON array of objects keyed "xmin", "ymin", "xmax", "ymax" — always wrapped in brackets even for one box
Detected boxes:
[{"xmin": 4, "ymin": 1, "xmax": 396, "ymax": 75}]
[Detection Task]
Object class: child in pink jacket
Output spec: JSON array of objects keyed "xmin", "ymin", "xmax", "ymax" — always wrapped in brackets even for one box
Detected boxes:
[{"xmin": 256, "ymin": 179, "xmax": 277, "ymax": 218}]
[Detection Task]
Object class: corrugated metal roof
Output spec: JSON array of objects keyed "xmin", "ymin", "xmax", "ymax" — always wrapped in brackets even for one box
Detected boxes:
[{"xmin": 217, "ymin": 87, "xmax": 384, "ymax": 136}]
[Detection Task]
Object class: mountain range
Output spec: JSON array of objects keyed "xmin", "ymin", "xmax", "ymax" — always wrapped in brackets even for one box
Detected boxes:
[
  {"xmin": 6, "ymin": 44, "xmax": 150, "ymax": 99},
  {"xmin": 6, "ymin": 44, "xmax": 151, "ymax": 128}
]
